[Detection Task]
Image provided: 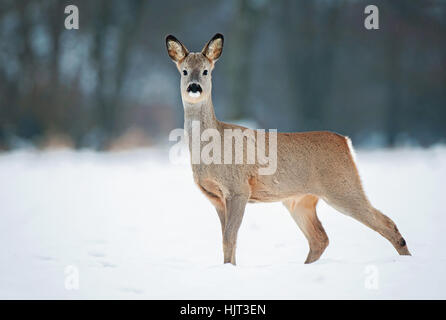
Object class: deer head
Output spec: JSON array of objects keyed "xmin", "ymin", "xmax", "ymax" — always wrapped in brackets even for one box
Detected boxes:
[{"xmin": 166, "ymin": 33, "xmax": 224, "ymax": 104}]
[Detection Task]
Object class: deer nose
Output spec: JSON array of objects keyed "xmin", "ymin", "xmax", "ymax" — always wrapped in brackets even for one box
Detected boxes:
[{"xmin": 187, "ymin": 83, "xmax": 202, "ymax": 93}]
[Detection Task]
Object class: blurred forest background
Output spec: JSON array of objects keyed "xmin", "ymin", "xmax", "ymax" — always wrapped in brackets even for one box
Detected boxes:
[{"xmin": 0, "ymin": 0, "xmax": 445, "ymax": 151}]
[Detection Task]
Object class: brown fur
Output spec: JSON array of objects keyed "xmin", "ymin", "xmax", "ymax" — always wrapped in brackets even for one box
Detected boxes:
[{"xmin": 166, "ymin": 34, "xmax": 411, "ymax": 265}]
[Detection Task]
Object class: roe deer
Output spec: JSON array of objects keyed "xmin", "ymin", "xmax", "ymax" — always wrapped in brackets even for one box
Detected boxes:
[{"xmin": 166, "ymin": 33, "xmax": 411, "ymax": 265}]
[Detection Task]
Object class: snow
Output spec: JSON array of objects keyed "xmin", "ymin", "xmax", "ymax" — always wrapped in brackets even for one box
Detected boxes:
[{"xmin": 0, "ymin": 146, "xmax": 445, "ymax": 299}]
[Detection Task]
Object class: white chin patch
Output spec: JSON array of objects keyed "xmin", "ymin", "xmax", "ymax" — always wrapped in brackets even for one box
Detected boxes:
[{"xmin": 188, "ymin": 91, "xmax": 201, "ymax": 98}]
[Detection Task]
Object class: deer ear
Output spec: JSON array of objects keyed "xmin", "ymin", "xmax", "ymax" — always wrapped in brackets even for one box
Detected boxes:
[
  {"xmin": 202, "ymin": 33, "xmax": 224, "ymax": 62},
  {"xmin": 166, "ymin": 35, "xmax": 189, "ymax": 63}
]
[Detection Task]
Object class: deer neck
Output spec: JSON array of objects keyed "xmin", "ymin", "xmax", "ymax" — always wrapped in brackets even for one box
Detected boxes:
[{"xmin": 183, "ymin": 94, "xmax": 218, "ymax": 137}]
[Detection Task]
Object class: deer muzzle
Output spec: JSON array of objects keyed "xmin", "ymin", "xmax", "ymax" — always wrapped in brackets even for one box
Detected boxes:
[{"xmin": 187, "ymin": 83, "xmax": 202, "ymax": 98}]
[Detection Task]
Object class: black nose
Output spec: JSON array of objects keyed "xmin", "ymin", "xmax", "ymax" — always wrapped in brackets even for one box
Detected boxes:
[{"xmin": 187, "ymin": 83, "xmax": 202, "ymax": 93}]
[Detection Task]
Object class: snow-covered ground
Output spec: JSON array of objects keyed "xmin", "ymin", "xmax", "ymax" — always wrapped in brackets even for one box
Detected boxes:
[{"xmin": 0, "ymin": 146, "xmax": 445, "ymax": 299}]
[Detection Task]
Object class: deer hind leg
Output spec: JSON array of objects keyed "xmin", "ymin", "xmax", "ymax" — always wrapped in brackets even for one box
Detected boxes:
[
  {"xmin": 283, "ymin": 195, "xmax": 329, "ymax": 264},
  {"xmin": 322, "ymin": 187, "xmax": 411, "ymax": 256}
]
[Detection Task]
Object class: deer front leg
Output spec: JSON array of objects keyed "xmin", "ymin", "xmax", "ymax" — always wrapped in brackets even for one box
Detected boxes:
[
  {"xmin": 214, "ymin": 204, "xmax": 226, "ymax": 234},
  {"xmin": 223, "ymin": 194, "xmax": 248, "ymax": 265},
  {"xmin": 198, "ymin": 184, "xmax": 227, "ymax": 235}
]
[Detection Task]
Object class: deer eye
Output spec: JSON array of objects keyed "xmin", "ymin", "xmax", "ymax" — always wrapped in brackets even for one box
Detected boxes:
[
  {"xmin": 203, "ymin": 70, "xmax": 208, "ymax": 76},
  {"xmin": 183, "ymin": 70, "xmax": 187, "ymax": 76}
]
